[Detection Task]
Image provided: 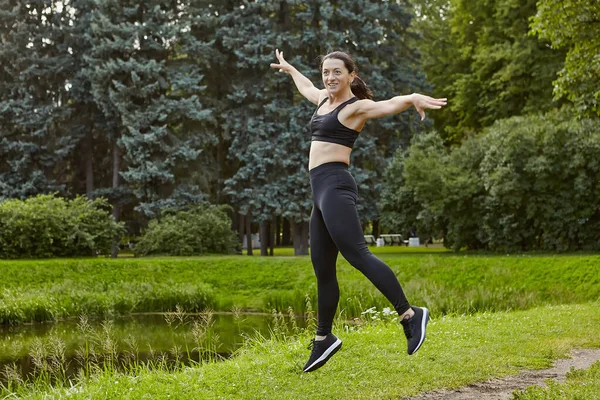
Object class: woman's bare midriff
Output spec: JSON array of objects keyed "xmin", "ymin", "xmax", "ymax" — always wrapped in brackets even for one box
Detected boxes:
[{"xmin": 309, "ymin": 141, "xmax": 352, "ymax": 170}]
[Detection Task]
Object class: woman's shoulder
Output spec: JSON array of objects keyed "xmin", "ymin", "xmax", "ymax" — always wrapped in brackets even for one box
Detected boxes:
[
  {"xmin": 316, "ymin": 90, "xmax": 329, "ymax": 104},
  {"xmin": 345, "ymin": 98, "xmax": 374, "ymax": 113}
]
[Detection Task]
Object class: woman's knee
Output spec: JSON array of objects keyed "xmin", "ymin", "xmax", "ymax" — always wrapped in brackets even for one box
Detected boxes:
[{"xmin": 339, "ymin": 247, "xmax": 372, "ymax": 271}]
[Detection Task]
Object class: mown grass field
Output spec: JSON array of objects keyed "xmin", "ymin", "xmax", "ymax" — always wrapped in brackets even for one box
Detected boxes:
[
  {"xmin": 1, "ymin": 250, "xmax": 599, "ymax": 398},
  {"xmin": 1, "ymin": 249, "xmax": 598, "ymax": 325}
]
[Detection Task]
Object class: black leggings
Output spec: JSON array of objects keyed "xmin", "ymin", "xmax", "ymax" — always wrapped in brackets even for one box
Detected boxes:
[{"xmin": 309, "ymin": 162, "xmax": 410, "ymax": 336}]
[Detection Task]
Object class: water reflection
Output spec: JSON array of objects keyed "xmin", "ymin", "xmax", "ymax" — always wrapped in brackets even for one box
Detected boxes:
[{"xmin": 0, "ymin": 312, "xmax": 305, "ymax": 384}]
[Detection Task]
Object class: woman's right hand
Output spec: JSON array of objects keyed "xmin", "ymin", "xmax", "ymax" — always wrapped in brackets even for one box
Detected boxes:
[{"xmin": 270, "ymin": 49, "xmax": 292, "ymax": 74}]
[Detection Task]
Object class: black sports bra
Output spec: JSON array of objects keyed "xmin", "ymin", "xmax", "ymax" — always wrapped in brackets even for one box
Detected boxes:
[{"xmin": 310, "ymin": 97, "xmax": 360, "ymax": 149}]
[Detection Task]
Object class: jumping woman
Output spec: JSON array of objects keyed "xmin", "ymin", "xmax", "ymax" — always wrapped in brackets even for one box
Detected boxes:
[{"xmin": 270, "ymin": 49, "xmax": 447, "ymax": 373}]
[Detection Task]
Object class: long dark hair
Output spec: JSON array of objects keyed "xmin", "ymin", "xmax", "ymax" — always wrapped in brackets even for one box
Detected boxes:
[{"xmin": 319, "ymin": 51, "xmax": 374, "ymax": 100}]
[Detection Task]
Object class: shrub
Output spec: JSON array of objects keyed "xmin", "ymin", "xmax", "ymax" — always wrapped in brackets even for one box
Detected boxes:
[
  {"xmin": 382, "ymin": 107, "xmax": 600, "ymax": 252},
  {"xmin": 134, "ymin": 205, "xmax": 239, "ymax": 256},
  {"xmin": 0, "ymin": 194, "xmax": 123, "ymax": 259}
]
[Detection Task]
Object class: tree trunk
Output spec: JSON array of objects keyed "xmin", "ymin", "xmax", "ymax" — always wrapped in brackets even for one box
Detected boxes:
[
  {"xmin": 275, "ymin": 216, "xmax": 281, "ymax": 246},
  {"xmin": 291, "ymin": 220, "xmax": 309, "ymax": 256},
  {"xmin": 110, "ymin": 144, "xmax": 120, "ymax": 259},
  {"xmin": 260, "ymin": 220, "xmax": 269, "ymax": 256},
  {"xmin": 282, "ymin": 218, "xmax": 291, "ymax": 246},
  {"xmin": 83, "ymin": 127, "xmax": 95, "ymax": 198},
  {"xmin": 245, "ymin": 210, "xmax": 253, "ymax": 256},
  {"xmin": 238, "ymin": 213, "xmax": 245, "ymax": 246},
  {"xmin": 216, "ymin": 128, "xmax": 225, "ymax": 204},
  {"xmin": 230, "ymin": 209, "xmax": 238, "ymax": 232},
  {"xmin": 372, "ymin": 219, "xmax": 380, "ymax": 238},
  {"xmin": 270, "ymin": 216, "xmax": 276, "ymax": 256}
]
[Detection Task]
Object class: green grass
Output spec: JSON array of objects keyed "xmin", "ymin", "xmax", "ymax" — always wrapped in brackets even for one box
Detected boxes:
[
  {"xmin": 271, "ymin": 245, "xmax": 450, "ymax": 256},
  {"xmin": 513, "ymin": 361, "xmax": 600, "ymax": 399},
  {"xmin": 8, "ymin": 302, "xmax": 600, "ymax": 399},
  {"xmin": 1, "ymin": 251, "xmax": 599, "ymax": 324}
]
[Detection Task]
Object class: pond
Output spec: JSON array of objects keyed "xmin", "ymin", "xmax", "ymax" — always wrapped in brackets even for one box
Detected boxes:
[{"xmin": 0, "ymin": 311, "xmax": 306, "ymax": 385}]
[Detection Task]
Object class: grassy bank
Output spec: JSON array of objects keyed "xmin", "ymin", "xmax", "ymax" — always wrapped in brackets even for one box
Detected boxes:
[
  {"xmin": 1, "ymin": 251, "xmax": 599, "ymax": 324},
  {"xmin": 6, "ymin": 302, "xmax": 600, "ymax": 399}
]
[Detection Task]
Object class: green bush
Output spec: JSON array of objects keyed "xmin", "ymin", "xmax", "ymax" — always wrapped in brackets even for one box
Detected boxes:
[
  {"xmin": 134, "ymin": 206, "xmax": 239, "ymax": 256},
  {"xmin": 382, "ymin": 107, "xmax": 600, "ymax": 252},
  {"xmin": 0, "ymin": 194, "xmax": 123, "ymax": 259}
]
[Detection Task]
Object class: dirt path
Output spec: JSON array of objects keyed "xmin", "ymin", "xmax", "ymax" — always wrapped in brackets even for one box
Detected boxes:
[{"xmin": 408, "ymin": 348, "xmax": 600, "ymax": 400}]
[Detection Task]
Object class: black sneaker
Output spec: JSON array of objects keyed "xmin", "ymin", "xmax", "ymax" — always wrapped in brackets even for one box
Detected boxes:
[
  {"xmin": 303, "ymin": 333, "xmax": 342, "ymax": 372},
  {"xmin": 401, "ymin": 306, "xmax": 429, "ymax": 355}
]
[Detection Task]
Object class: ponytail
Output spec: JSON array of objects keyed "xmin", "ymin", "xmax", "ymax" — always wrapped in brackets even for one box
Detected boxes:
[{"xmin": 351, "ymin": 75, "xmax": 374, "ymax": 100}]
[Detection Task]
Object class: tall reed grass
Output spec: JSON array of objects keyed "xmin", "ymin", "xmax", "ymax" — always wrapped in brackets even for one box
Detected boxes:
[{"xmin": 0, "ymin": 304, "xmax": 310, "ymax": 397}]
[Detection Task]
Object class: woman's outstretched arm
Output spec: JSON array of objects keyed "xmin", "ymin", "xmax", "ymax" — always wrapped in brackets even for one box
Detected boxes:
[
  {"xmin": 270, "ymin": 49, "xmax": 324, "ymax": 105},
  {"xmin": 355, "ymin": 94, "xmax": 447, "ymax": 121}
]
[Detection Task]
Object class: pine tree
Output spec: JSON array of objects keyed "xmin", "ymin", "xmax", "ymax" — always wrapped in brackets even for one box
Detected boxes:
[{"xmin": 318, "ymin": 0, "xmax": 430, "ymax": 225}]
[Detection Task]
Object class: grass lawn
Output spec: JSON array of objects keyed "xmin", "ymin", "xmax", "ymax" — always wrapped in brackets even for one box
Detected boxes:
[
  {"xmin": 2, "ymin": 251, "xmax": 599, "ymax": 398},
  {"xmin": 1, "ymin": 250, "xmax": 599, "ymax": 324},
  {"xmin": 9, "ymin": 302, "xmax": 600, "ymax": 399},
  {"xmin": 271, "ymin": 245, "xmax": 450, "ymax": 257}
]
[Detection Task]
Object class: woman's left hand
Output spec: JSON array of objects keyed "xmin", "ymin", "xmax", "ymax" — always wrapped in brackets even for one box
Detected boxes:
[{"xmin": 412, "ymin": 94, "xmax": 447, "ymax": 120}]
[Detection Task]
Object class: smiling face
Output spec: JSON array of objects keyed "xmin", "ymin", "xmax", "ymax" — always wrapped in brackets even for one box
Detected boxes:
[{"xmin": 321, "ymin": 58, "xmax": 355, "ymax": 96}]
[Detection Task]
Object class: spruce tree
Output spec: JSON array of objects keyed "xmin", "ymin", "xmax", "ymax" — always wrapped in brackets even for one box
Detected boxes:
[
  {"xmin": 223, "ymin": 0, "xmax": 429, "ymax": 254},
  {"xmin": 221, "ymin": 0, "xmax": 295, "ymax": 253},
  {"xmin": 63, "ymin": 0, "xmax": 115, "ymax": 200},
  {"xmin": 0, "ymin": 0, "xmax": 76, "ymax": 198},
  {"xmin": 288, "ymin": 0, "xmax": 429, "ymax": 233},
  {"xmin": 84, "ymin": 0, "xmax": 214, "ymax": 219}
]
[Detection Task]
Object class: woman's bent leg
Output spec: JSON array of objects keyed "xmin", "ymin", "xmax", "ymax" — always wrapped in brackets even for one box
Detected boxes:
[{"xmin": 319, "ymin": 180, "xmax": 411, "ymax": 316}]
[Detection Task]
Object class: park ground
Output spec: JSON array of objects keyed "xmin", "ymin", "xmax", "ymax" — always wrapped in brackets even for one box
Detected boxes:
[{"xmin": 1, "ymin": 249, "xmax": 599, "ymax": 399}]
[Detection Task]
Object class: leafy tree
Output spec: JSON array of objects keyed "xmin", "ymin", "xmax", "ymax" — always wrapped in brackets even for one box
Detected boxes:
[
  {"xmin": 382, "ymin": 107, "xmax": 600, "ymax": 251},
  {"xmin": 382, "ymin": 131, "xmax": 486, "ymax": 249},
  {"xmin": 479, "ymin": 108, "xmax": 600, "ymax": 251},
  {"xmin": 531, "ymin": 0, "xmax": 600, "ymax": 117},
  {"xmin": 380, "ymin": 150, "xmax": 421, "ymax": 237},
  {"xmin": 411, "ymin": 0, "xmax": 565, "ymax": 143}
]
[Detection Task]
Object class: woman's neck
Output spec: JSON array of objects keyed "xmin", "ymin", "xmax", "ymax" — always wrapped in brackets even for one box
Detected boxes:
[{"xmin": 328, "ymin": 89, "xmax": 354, "ymax": 104}]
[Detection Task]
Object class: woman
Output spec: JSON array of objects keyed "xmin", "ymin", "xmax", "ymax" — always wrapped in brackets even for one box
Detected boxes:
[{"xmin": 270, "ymin": 49, "xmax": 446, "ymax": 373}]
